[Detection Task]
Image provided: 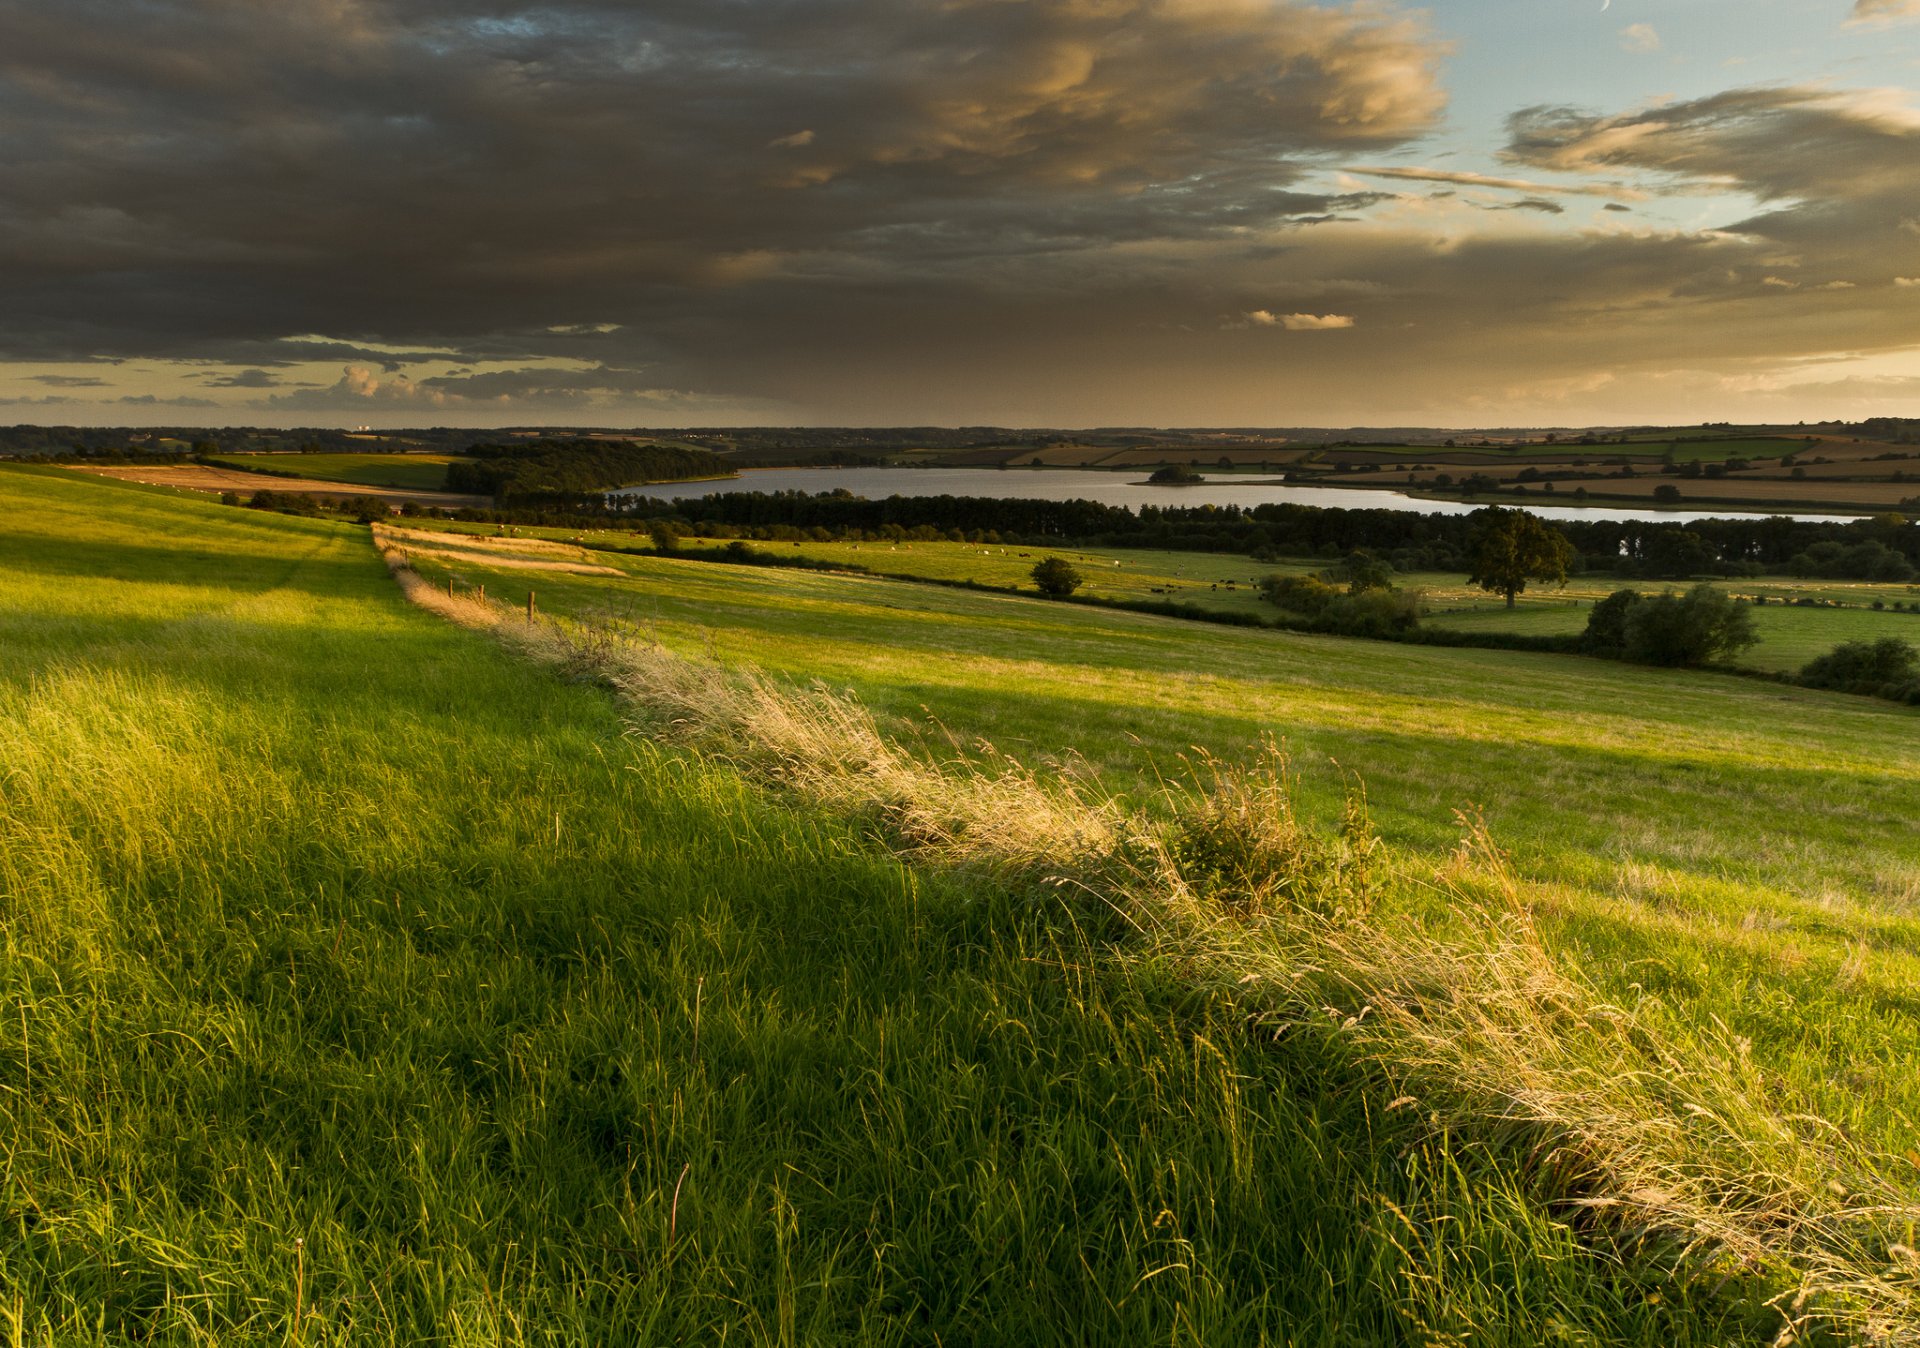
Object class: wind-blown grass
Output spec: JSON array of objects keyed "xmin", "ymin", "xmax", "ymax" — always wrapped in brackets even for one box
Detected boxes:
[
  {"xmin": 4, "ymin": 464, "xmax": 1825, "ymax": 1343},
  {"xmin": 379, "ymin": 534, "xmax": 1920, "ymax": 1341}
]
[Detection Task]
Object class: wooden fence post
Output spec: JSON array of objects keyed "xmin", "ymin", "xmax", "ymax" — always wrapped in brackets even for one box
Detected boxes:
[{"xmin": 527, "ymin": 590, "xmax": 537, "ymax": 623}]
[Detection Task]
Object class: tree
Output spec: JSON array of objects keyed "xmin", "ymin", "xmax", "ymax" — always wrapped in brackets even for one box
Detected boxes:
[
  {"xmin": 647, "ymin": 518, "xmax": 681, "ymax": 554},
  {"xmin": 1612, "ymin": 585, "xmax": 1758, "ymax": 666},
  {"xmin": 1580, "ymin": 588, "xmax": 1642, "ymax": 655},
  {"xmin": 1330, "ymin": 549, "xmax": 1394, "ymax": 594},
  {"xmin": 1800, "ymin": 637, "xmax": 1918, "ymax": 694},
  {"xmin": 1464, "ymin": 508, "xmax": 1575, "ymax": 608},
  {"xmin": 1031, "ymin": 556, "xmax": 1084, "ymax": 597},
  {"xmin": 1148, "ymin": 464, "xmax": 1204, "ymax": 484}
]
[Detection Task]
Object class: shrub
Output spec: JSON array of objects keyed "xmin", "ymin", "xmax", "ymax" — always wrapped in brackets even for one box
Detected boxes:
[
  {"xmin": 1259, "ymin": 574, "xmax": 1420, "ymax": 636},
  {"xmin": 1799, "ymin": 637, "xmax": 1920, "ymax": 700},
  {"xmin": 1583, "ymin": 586, "xmax": 1758, "ymax": 666},
  {"xmin": 1623, "ymin": 586, "xmax": 1759, "ymax": 666},
  {"xmin": 1259, "ymin": 574, "xmax": 1340, "ymax": 616},
  {"xmin": 1031, "ymin": 556, "xmax": 1085, "ymax": 597},
  {"xmin": 1580, "ymin": 589, "xmax": 1643, "ymax": 655}
]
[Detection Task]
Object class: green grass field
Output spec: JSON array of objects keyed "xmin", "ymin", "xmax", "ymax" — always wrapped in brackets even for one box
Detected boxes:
[
  {"xmin": 207, "ymin": 451, "xmax": 469, "ymax": 491},
  {"xmin": 431, "ymin": 527, "xmax": 1916, "ymax": 675},
  {"xmin": 8, "ymin": 466, "xmax": 1920, "ymax": 1341},
  {"xmin": 399, "ymin": 537, "xmax": 1920, "ymax": 1135},
  {"xmin": 683, "ymin": 537, "xmax": 1920, "ymax": 674}
]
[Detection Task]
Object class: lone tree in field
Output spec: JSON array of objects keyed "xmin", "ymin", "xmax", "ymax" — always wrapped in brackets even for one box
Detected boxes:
[
  {"xmin": 1465, "ymin": 507, "xmax": 1575, "ymax": 608},
  {"xmin": 1031, "ymin": 556, "xmax": 1084, "ymax": 598}
]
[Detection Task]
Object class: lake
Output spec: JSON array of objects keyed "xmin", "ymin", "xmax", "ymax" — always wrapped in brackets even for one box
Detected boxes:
[{"xmin": 617, "ymin": 467, "xmax": 1861, "ymax": 525}]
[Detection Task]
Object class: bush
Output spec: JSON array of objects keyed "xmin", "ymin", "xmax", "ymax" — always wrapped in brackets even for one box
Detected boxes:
[
  {"xmin": 1580, "ymin": 589, "xmax": 1643, "ymax": 655},
  {"xmin": 1030, "ymin": 556, "xmax": 1085, "ymax": 597},
  {"xmin": 1325, "ymin": 549, "xmax": 1395, "ymax": 594},
  {"xmin": 1799, "ymin": 637, "xmax": 1920, "ymax": 700},
  {"xmin": 1259, "ymin": 574, "xmax": 1340, "ymax": 616},
  {"xmin": 1259, "ymin": 573, "xmax": 1420, "ymax": 636},
  {"xmin": 1582, "ymin": 585, "xmax": 1759, "ymax": 666}
]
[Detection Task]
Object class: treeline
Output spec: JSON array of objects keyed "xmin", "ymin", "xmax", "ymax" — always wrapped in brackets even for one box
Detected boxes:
[
  {"xmin": 445, "ymin": 440, "xmax": 731, "ymax": 499},
  {"xmin": 612, "ymin": 490, "xmax": 1918, "ymax": 577},
  {"xmin": 0, "ymin": 425, "xmax": 479, "ymax": 457}
]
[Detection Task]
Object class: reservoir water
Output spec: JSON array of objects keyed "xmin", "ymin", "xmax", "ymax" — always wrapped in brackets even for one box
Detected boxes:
[{"xmin": 617, "ymin": 466, "xmax": 1861, "ymax": 526}]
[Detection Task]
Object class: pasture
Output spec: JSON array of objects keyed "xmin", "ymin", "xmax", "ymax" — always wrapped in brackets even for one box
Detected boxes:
[
  {"xmin": 7, "ymin": 464, "xmax": 1918, "ymax": 1342},
  {"xmin": 416, "ymin": 525, "xmax": 1919, "ymax": 675},
  {"xmin": 205, "ymin": 451, "xmax": 469, "ymax": 491},
  {"xmin": 397, "ymin": 535, "xmax": 1920, "ymax": 1167},
  {"xmin": 4, "ymin": 464, "xmax": 1833, "ymax": 1343}
]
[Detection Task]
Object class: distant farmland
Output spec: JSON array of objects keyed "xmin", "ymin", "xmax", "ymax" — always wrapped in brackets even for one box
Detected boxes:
[{"xmin": 205, "ymin": 451, "xmax": 470, "ymax": 491}]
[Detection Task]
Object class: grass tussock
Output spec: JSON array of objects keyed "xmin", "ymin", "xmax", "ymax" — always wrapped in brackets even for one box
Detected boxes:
[{"xmin": 382, "ymin": 539, "xmax": 1920, "ymax": 1343}]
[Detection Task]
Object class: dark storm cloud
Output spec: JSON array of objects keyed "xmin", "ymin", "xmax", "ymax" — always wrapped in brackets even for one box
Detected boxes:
[
  {"xmin": 202, "ymin": 368, "xmax": 286, "ymax": 388},
  {"xmin": 1504, "ymin": 87, "xmax": 1920, "ymax": 293},
  {"xmin": 1476, "ymin": 197, "xmax": 1564, "ymax": 214},
  {"xmin": 0, "ymin": 0, "xmax": 1448, "ymax": 378}
]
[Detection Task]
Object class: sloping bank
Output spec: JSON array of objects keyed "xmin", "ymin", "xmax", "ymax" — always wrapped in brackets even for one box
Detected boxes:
[{"xmin": 377, "ymin": 527, "xmax": 1920, "ymax": 1345}]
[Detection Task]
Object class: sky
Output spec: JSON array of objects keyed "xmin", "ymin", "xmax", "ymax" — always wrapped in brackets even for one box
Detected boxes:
[{"xmin": 1, "ymin": 0, "xmax": 1918, "ymax": 429}]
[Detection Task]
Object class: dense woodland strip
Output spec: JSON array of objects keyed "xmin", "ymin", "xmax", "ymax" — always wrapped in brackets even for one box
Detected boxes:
[
  {"xmin": 603, "ymin": 491, "xmax": 1920, "ymax": 577},
  {"xmin": 443, "ymin": 439, "xmax": 731, "ymax": 498}
]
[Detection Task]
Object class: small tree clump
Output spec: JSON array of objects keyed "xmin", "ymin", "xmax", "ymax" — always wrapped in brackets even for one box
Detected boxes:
[
  {"xmin": 1799, "ymin": 637, "xmax": 1920, "ymax": 701},
  {"xmin": 1581, "ymin": 585, "xmax": 1758, "ymax": 667},
  {"xmin": 1030, "ymin": 556, "xmax": 1085, "ymax": 597},
  {"xmin": 647, "ymin": 518, "xmax": 682, "ymax": 554},
  {"xmin": 1147, "ymin": 464, "xmax": 1205, "ymax": 484}
]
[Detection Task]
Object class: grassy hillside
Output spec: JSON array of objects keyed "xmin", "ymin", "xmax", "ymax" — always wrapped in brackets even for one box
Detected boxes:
[
  {"xmin": 392, "ymin": 537, "xmax": 1920, "ymax": 1176},
  {"xmin": 411, "ymin": 525, "xmax": 1918, "ymax": 674},
  {"xmin": 205, "ymin": 451, "xmax": 469, "ymax": 491},
  {"xmin": 4, "ymin": 467, "xmax": 1833, "ymax": 1341}
]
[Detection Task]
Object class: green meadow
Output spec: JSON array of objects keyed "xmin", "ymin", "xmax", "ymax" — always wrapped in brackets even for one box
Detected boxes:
[
  {"xmin": 207, "ymin": 451, "xmax": 469, "ymax": 491},
  {"xmin": 402, "ymin": 538, "xmax": 1920, "ymax": 1142},
  {"xmin": 443, "ymin": 527, "xmax": 1917, "ymax": 675},
  {"xmin": 5, "ymin": 465, "xmax": 1919, "ymax": 1341}
]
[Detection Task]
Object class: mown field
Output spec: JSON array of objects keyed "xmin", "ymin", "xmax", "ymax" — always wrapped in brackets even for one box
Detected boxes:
[
  {"xmin": 206, "ymin": 451, "xmax": 468, "ymax": 491},
  {"xmin": 9, "ymin": 466, "xmax": 1920, "ymax": 1341}
]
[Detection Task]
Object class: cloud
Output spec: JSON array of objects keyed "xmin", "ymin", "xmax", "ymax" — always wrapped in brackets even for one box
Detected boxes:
[
  {"xmin": 0, "ymin": 0, "xmax": 1449, "ymax": 368},
  {"xmin": 0, "ymin": 1, "xmax": 1916, "ymax": 426},
  {"xmin": 1279, "ymin": 313, "xmax": 1357, "ymax": 331},
  {"xmin": 261, "ymin": 362, "xmax": 784, "ymax": 420},
  {"xmin": 1619, "ymin": 24, "xmax": 1661, "ymax": 54},
  {"xmin": 202, "ymin": 368, "xmax": 284, "ymax": 388},
  {"xmin": 1503, "ymin": 86, "xmax": 1920, "ymax": 202},
  {"xmin": 1896, "ymin": 277, "xmax": 1920, "ymax": 287},
  {"xmin": 1345, "ymin": 165, "xmax": 1635, "ymax": 198},
  {"xmin": 1847, "ymin": 0, "xmax": 1920, "ymax": 26},
  {"xmin": 114, "ymin": 394, "xmax": 218, "ymax": 407},
  {"xmin": 1477, "ymin": 198, "xmax": 1565, "ymax": 214},
  {"xmin": 26, "ymin": 374, "xmax": 108, "ymax": 387}
]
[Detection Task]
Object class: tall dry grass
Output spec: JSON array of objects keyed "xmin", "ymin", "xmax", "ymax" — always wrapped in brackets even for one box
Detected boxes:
[{"xmin": 379, "ymin": 538, "xmax": 1920, "ymax": 1343}]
